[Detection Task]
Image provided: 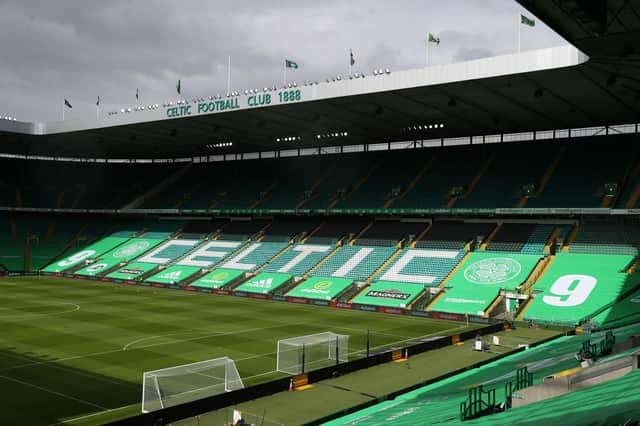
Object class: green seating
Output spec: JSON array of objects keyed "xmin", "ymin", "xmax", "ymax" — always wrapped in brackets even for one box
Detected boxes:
[
  {"xmin": 219, "ymin": 242, "xmax": 289, "ymax": 272},
  {"xmin": 377, "ymin": 248, "xmax": 464, "ymax": 286},
  {"xmin": 261, "ymin": 243, "xmax": 334, "ymax": 276},
  {"xmin": 311, "ymin": 245, "xmax": 397, "ymax": 281}
]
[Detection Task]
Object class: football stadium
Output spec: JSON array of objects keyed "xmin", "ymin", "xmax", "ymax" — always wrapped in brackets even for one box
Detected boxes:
[{"xmin": 1, "ymin": 1, "xmax": 640, "ymax": 425}]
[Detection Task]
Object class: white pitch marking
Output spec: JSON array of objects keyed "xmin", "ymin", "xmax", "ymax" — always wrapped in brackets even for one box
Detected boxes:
[{"xmin": 0, "ymin": 302, "xmax": 80, "ymax": 320}]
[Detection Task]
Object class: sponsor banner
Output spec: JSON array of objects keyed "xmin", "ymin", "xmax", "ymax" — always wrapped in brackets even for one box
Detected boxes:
[
  {"xmin": 410, "ymin": 310, "xmax": 432, "ymax": 318},
  {"xmin": 198, "ymin": 288, "xmax": 212, "ymax": 294},
  {"xmin": 213, "ymin": 289, "xmax": 231, "ymax": 296},
  {"xmin": 145, "ymin": 265, "xmax": 201, "ymax": 285},
  {"xmin": 190, "ymin": 268, "xmax": 245, "ymax": 289},
  {"xmin": 106, "ymin": 262, "xmax": 158, "ymax": 281},
  {"xmin": 167, "ymin": 285, "xmax": 181, "ymax": 290},
  {"xmin": 468, "ymin": 315, "xmax": 490, "ymax": 324},
  {"xmin": 249, "ymin": 293, "xmax": 268, "ymax": 300},
  {"xmin": 124, "ymin": 280, "xmax": 137, "ymax": 286},
  {"xmin": 41, "ymin": 236, "xmax": 129, "ymax": 273},
  {"xmin": 285, "ymin": 276, "xmax": 353, "ymax": 301},
  {"xmin": 430, "ymin": 311, "xmax": 462, "ymax": 321},
  {"xmin": 330, "ymin": 302, "xmax": 353, "ymax": 309},
  {"xmin": 139, "ymin": 281, "xmax": 151, "ymax": 287},
  {"xmin": 312, "ymin": 300, "xmax": 330, "ymax": 307},
  {"xmin": 271, "ymin": 295, "xmax": 286, "ymax": 302},
  {"xmin": 234, "ymin": 291, "xmax": 248, "ymax": 297},
  {"xmin": 351, "ymin": 281, "xmax": 424, "ymax": 308},
  {"xmin": 151, "ymin": 283, "xmax": 166, "ymax": 288},
  {"xmin": 357, "ymin": 304, "xmax": 377, "ymax": 312},
  {"xmin": 234, "ymin": 272, "xmax": 292, "ymax": 295},
  {"xmin": 377, "ymin": 307, "xmax": 405, "ymax": 315},
  {"xmin": 287, "ymin": 297, "xmax": 309, "ymax": 304},
  {"xmin": 100, "ymin": 277, "xmax": 112, "ymax": 282},
  {"xmin": 22, "ymin": 272, "xmax": 36, "ymax": 276},
  {"xmin": 183, "ymin": 286, "xmax": 198, "ymax": 292}
]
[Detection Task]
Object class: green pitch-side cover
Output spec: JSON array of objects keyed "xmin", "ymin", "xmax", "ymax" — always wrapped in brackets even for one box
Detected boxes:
[
  {"xmin": 146, "ymin": 265, "xmax": 201, "ymax": 285},
  {"xmin": 189, "ymin": 268, "xmax": 245, "ymax": 289},
  {"xmin": 74, "ymin": 238, "xmax": 165, "ymax": 276},
  {"xmin": 42, "ymin": 236, "xmax": 129, "ymax": 273},
  {"xmin": 285, "ymin": 276, "xmax": 353, "ymax": 300},
  {"xmin": 431, "ymin": 252, "xmax": 542, "ymax": 315},
  {"xmin": 524, "ymin": 253, "xmax": 638, "ymax": 324},
  {"xmin": 234, "ymin": 272, "xmax": 292, "ymax": 294},
  {"xmin": 106, "ymin": 262, "xmax": 158, "ymax": 280},
  {"xmin": 352, "ymin": 281, "xmax": 424, "ymax": 308}
]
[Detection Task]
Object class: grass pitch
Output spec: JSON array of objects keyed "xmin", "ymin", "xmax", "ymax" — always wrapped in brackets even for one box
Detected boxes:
[{"xmin": 0, "ymin": 276, "xmax": 479, "ymax": 425}]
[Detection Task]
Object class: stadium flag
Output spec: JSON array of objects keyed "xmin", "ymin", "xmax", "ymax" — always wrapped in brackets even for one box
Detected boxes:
[
  {"xmin": 64, "ymin": 99, "xmax": 73, "ymax": 108},
  {"xmin": 349, "ymin": 49, "xmax": 355, "ymax": 75},
  {"xmin": 426, "ymin": 32, "xmax": 439, "ymax": 66},
  {"xmin": 96, "ymin": 96, "xmax": 100, "ymax": 106},
  {"xmin": 521, "ymin": 14, "xmax": 535, "ymax": 27},
  {"xmin": 518, "ymin": 14, "xmax": 535, "ymax": 52},
  {"xmin": 95, "ymin": 96, "xmax": 100, "ymax": 121},
  {"xmin": 176, "ymin": 79, "xmax": 181, "ymax": 95},
  {"xmin": 283, "ymin": 59, "xmax": 298, "ymax": 86}
]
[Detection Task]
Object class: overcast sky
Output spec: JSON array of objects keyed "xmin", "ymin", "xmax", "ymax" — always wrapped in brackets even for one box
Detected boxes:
[{"xmin": 0, "ymin": 0, "xmax": 566, "ymax": 123}]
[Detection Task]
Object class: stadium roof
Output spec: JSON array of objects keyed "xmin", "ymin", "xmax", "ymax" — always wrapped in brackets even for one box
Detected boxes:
[{"xmin": 1, "ymin": 0, "xmax": 639, "ymax": 159}]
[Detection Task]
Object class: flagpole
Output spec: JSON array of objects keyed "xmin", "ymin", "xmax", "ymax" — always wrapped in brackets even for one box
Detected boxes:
[
  {"xmin": 227, "ymin": 55, "xmax": 231, "ymax": 95},
  {"xmin": 518, "ymin": 15, "xmax": 521, "ymax": 53},
  {"xmin": 349, "ymin": 49, "xmax": 352, "ymax": 76},
  {"xmin": 62, "ymin": 102, "xmax": 64, "ymax": 121},
  {"xmin": 426, "ymin": 39, "xmax": 430, "ymax": 67},
  {"xmin": 283, "ymin": 60, "xmax": 287, "ymax": 87}
]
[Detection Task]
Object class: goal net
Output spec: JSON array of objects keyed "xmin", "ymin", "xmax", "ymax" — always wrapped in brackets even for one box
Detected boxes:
[
  {"xmin": 142, "ymin": 356, "xmax": 244, "ymax": 413},
  {"xmin": 277, "ymin": 332, "xmax": 349, "ymax": 375}
]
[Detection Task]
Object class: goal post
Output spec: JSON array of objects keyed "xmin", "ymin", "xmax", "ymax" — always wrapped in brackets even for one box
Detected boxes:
[
  {"xmin": 142, "ymin": 356, "xmax": 244, "ymax": 413},
  {"xmin": 276, "ymin": 332, "xmax": 349, "ymax": 375}
]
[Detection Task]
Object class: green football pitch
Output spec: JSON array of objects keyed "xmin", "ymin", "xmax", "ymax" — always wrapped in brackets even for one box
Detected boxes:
[{"xmin": 0, "ymin": 276, "xmax": 480, "ymax": 425}]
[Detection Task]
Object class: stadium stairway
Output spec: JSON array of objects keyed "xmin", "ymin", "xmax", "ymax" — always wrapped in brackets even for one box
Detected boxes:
[
  {"xmin": 450, "ymin": 152, "xmax": 496, "ymax": 208},
  {"xmin": 384, "ymin": 156, "xmax": 436, "ymax": 208},
  {"xmin": 439, "ymin": 251, "xmax": 472, "ymax": 288},
  {"xmin": 479, "ymin": 223, "xmax": 502, "ymax": 250},
  {"xmin": 560, "ymin": 224, "xmax": 579, "ymax": 252},
  {"xmin": 333, "ymin": 161, "xmax": 382, "ymax": 208},
  {"xmin": 122, "ymin": 163, "xmax": 192, "ymax": 209},
  {"xmin": 365, "ymin": 246, "xmax": 403, "ymax": 283},
  {"xmin": 518, "ymin": 146, "xmax": 565, "ymax": 208},
  {"xmin": 303, "ymin": 244, "xmax": 342, "ymax": 278}
]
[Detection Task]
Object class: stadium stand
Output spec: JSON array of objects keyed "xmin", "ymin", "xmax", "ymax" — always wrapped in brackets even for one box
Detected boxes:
[
  {"xmin": 376, "ymin": 247, "xmax": 465, "ymax": 287},
  {"xmin": 354, "ymin": 219, "xmax": 427, "ymax": 246},
  {"xmin": 304, "ymin": 217, "xmax": 369, "ymax": 244},
  {"xmin": 568, "ymin": 222, "xmax": 640, "ymax": 256},
  {"xmin": 430, "ymin": 252, "xmax": 542, "ymax": 315},
  {"xmin": 327, "ymin": 323, "xmax": 640, "ymax": 426},
  {"xmin": 525, "ymin": 139, "xmax": 632, "ymax": 208},
  {"xmin": 523, "ymin": 253, "xmax": 637, "ymax": 325},
  {"xmin": 311, "ymin": 245, "xmax": 398, "ymax": 282},
  {"xmin": 416, "ymin": 221, "xmax": 494, "ymax": 250}
]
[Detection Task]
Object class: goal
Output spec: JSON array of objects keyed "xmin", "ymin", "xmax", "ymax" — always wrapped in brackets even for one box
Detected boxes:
[
  {"xmin": 276, "ymin": 332, "xmax": 349, "ymax": 375},
  {"xmin": 142, "ymin": 356, "xmax": 244, "ymax": 413}
]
